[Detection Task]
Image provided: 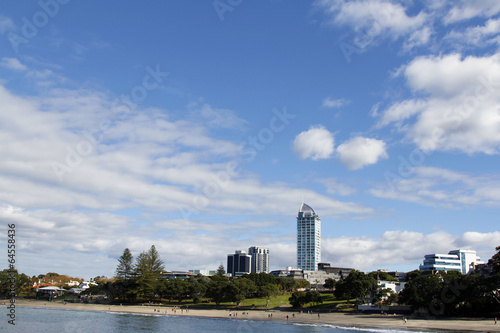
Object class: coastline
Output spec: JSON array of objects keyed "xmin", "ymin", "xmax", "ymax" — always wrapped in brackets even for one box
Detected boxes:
[{"xmin": 13, "ymin": 300, "xmax": 499, "ymax": 332}]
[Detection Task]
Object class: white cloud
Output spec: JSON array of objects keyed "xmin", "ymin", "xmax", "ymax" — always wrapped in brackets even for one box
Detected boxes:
[
  {"xmin": 336, "ymin": 136, "xmax": 388, "ymax": 170},
  {"xmin": 444, "ymin": 18, "xmax": 500, "ymax": 48},
  {"xmin": 444, "ymin": 0, "xmax": 500, "ymax": 24},
  {"xmin": 315, "ymin": 0, "xmax": 428, "ymax": 47},
  {"xmin": 292, "ymin": 125, "xmax": 335, "ymax": 160},
  {"xmin": 0, "ymin": 57, "xmax": 27, "ymax": 71},
  {"xmin": 187, "ymin": 102, "xmax": 248, "ymax": 130},
  {"xmin": 371, "ymin": 166, "xmax": 500, "ymax": 208},
  {"xmin": 0, "ymin": 15, "xmax": 14, "ymax": 34},
  {"xmin": 322, "ymin": 230, "xmax": 500, "ymax": 271},
  {"xmin": 316, "ymin": 177, "xmax": 357, "ymax": 196},
  {"xmin": 403, "ymin": 26, "xmax": 432, "ymax": 51},
  {"xmin": 0, "ymin": 83, "xmax": 376, "ymax": 277},
  {"xmin": 322, "ymin": 97, "xmax": 349, "ymax": 108},
  {"xmin": 376, "ymin": 99, "xmax": 427, "ymax": 128},
  {"xmin": 379, "ymin": 52, "xmax": 500, "ymax": 154}
]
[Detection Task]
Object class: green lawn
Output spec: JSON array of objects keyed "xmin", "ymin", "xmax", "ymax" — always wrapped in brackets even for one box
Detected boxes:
[
  {"xmin": 295, "ymin": 293, "xmax": 357, "ymax": 311},
  {"xmin": 237, "ymin": 293, "xmax": 291, "ymax": 308},
  {"xmin": 106, "ymin": 292, "xmax": 354, "ymax": 311}
]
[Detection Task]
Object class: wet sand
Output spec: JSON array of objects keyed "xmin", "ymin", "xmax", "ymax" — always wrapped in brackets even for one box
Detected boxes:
[{"xmin": 14, "ymin": 299, "xmax": 499, "ymax": 332}]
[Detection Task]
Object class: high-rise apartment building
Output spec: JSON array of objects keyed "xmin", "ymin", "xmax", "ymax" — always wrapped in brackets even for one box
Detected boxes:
[
  {"xmin": 248, "ymin": 246, "xmax": 269, "ymax": 273},
  {"xmin": 297, "ymin": 203, "xmax": 321, "ymax": 271},
  {"xmin": 227, "ymin": 250, "xmax": 251, "ymax": 277}
]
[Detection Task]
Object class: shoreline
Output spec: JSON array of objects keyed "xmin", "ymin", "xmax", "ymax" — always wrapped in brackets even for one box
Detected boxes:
[{"xmin": 13, "ymin": 300, "xmax": 499, "ymax": 332}]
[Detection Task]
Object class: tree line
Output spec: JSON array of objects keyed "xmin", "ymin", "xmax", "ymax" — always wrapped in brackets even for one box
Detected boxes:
[
  {"xmin": 399, "ymin": 246, "xmax": 500, "ymax": 316},
  {"xmin": 86, "ymin": 246, "xmax": 310, "ymax": 304},
  {"xmin": 287, "ymin": 246, "xmax": 500, "ymax": 316}
]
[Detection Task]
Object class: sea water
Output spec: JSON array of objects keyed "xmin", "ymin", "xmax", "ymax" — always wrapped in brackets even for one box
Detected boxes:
[{"xmin": 2, "ymin": 307, "xmax": 440, "ymax": 333}]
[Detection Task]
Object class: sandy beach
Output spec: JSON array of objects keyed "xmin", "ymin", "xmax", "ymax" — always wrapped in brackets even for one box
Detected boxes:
[{"xmin": 13, "ymin": 299, "xmax": 499, "ymax": 332}]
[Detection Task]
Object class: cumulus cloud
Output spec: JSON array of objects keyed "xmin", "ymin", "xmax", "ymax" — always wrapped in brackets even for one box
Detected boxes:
[
  {"xmin": 378, "ymin": 52, "xmax": 500, "ymax": 154},
  {"xmin": 0, "ymin": 83, "xmax": 376, "ymax": 277},
  {"xmin": 322, "ymin": 230, "xmax": 500, "ymax": 271},
  {"xmin": 292, "ymin": 125, "xmax": 335, "ymax": 160},
  {"xmin": 336, "ymin": 136, "xmax": 388, "ymax": 170}
]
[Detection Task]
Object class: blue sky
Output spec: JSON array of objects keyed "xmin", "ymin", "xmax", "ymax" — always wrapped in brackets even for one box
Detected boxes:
[{"xmin": 1, "ymin": 0, "xmax": 500, "ymax": 280}]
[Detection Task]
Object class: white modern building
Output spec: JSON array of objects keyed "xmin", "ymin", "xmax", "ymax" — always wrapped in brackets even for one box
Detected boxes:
[
  {"xmin": 248, "ymin": 246, "xmax": 269, "ymax": 273},
  {"xmin": 297, "ymin": 203, "xmax": 321, "ymax": 271},
  {"xmin": 419, "ymin": 249, "xmax": 484, "ymax": 274},
  {"xmin": 188, "ymin": 270, "xmax": 217, "ymax": 276}
]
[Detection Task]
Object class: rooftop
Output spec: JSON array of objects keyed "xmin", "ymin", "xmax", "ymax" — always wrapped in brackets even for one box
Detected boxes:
[{"xmin": 299, "ymin": 203, "xmax": 315, "ymax": 215}]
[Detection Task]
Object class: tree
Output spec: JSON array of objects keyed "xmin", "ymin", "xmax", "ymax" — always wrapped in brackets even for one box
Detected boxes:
[
  {"xmin": 115, "ymin": 248, "xmax": 134, "ymax": 279},
  {"xmin": 305, "ymin": 290, "xmax": 323, "ymax": 305},
  {"xmin": 368, "ymin": 271, "xmax": 397, "ymax": 282},
  {"xmin": 207, "ymin": 277, "xmax": 231, "ymax": 305},
  {"xmin": 135, "ymin": 245, "xmax": 164, "ymax": 277},
  {"xmin": 323, "ymin": 278, "xmax": 336, "ymax": 290},
  {"xmin": 257, "ymin": 283, "xmax": 280, "ymax": 298},
  {"xmin": 234, "ymin": 277, "xmax": 257, "ymax": 300},
  {"xmin": 398, "ymin": 273, "xmax": 445, "ymax": 313},
  {"xmin": 334, "ymin": 270, "xmax": 377, "ymax": 302},
  {"xmin": 276, "ymin": 277, "xmax": 296, "ymax": 291},
  {"xmin": 289, "ymin": 291, "xmax": 308, "ymax": 308},
  {"xmin": 167, "ymin": 278, "xmax": 192, "ymax": 302},
  {"xmin": 491, "ymin": 245, "xmax": 500, "ymax": 273},
  {"xmin": 188, "ymin": 276, "xmax": 208, "ymax": 303},
  {"xmin": 289, "ymin": 290, "xmax": 322, "ymax": 308},
  {"xmin": 134, "ymin": 245, "xmax": 165, "ymax": 301},
  {"xmin": 0, "ymin": 269, "xmax": 19, "ymax": 297},
  {"xmin": 216, "ymin": 264, "xmax": 225, "ymax": 277}
]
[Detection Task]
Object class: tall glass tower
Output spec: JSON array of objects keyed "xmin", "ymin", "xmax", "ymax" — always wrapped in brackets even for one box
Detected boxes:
[{"xmin": 297, "ymin": 203, "xmax": 321, "ymax": 271}]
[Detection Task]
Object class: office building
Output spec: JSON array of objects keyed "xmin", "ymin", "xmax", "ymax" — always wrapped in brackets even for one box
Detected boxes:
[
  {"xmin": 248, "ymin": 246, "xmax": 269, "ymax": 273},
  {"xmin": 297, "ymin": 203, "xmax": 321, "ymax": 271},
  {"xmin": 419, "ymin": 249, "xmax": 484, "ymax": 274},
  {"xmin": 227, "ymin": 250, "xmax": 251, "ymax": 277}
]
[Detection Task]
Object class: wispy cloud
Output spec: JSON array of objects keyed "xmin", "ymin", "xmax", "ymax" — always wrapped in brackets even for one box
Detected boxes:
[
  {"xmin": 0, "ymin": 57, "xmax": 27, "ymax": 71},
  {"xmin": 322, "ymin": 97, "xmax": 349, "ymax": 108},
  {"xmin": 371, "ymin": 166, "xmax": 500, "ymax": 208},
  {"xmin": 0, "ymin": 15, "xmax": 14, "ymax": 34}
]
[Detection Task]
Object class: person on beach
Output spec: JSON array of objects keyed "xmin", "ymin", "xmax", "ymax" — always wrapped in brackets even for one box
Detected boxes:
[{"xmin": 495, "ymin": 317, "xmax": 497, "ymax": 324}]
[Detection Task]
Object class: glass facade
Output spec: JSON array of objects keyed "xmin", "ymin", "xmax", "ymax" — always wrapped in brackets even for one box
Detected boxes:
[
  {"xmin": 297, "ymin": 203, "xmax": 321, "ymax": 271},
  {"xmin": 227, "ymin": 251, "xmax": 251, "ymax": 277}
]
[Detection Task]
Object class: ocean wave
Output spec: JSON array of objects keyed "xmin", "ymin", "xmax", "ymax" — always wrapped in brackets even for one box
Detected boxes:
[
  {"xmin": 108, "ymin": 311, "xmax": 165, "ymax": 318},
  {"xmin": 291, "ymin": 322, "xmax": 435, "ymax": 333}
]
